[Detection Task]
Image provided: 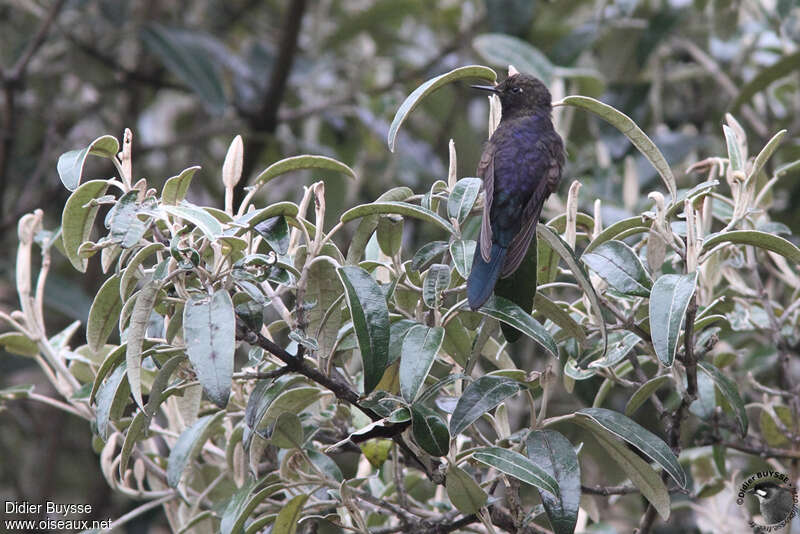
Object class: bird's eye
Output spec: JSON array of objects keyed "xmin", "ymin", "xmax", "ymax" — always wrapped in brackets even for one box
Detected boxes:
[{"xmin": 512, "ymin": 87, "xmax": 523, "ymax": 94}]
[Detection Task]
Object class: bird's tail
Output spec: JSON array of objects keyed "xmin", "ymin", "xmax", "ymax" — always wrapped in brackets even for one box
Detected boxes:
[{"xmin": 467, "ymin": 243, "xmax": 507, "ymax": 310}]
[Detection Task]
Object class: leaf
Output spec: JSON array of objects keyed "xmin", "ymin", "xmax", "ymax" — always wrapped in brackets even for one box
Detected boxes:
[
  {"xmin": 588, "ymin": 332, "xmax": 641, "ymax": 369},
  {"xmin": 625, "ymin": 375, "xmax": 671, "ymax": 416},
  {"xmin": 748, "ymin": 130, "xmax": 787, "ymax": 182},
  {"xmin": 447, "ymin": 177, "xmax": 482, "ymax": 223},
  {"xmin": 126, "ymin": 280, "xmax": 162, "ymax": 409},
  {"xmin": 557, "ymin": 96, "xmax": 676, "ymax": 200},
  {"xmin": 701, "ymin": 230, "xmax": 800, "ymax": 263},
  {"xmin": 272, "ymin": 494, "xmax": 309, "ymax": 534},
  {"xmin": 410, "ymin": 405, "xmax": 450, "ymax": 457},
  {"xmin": 250, "ymin": 155, "xmax": 356, "ymax": 188},
  {"xmin": 473, "ymin": 447, "xmax": 559, "ymax": 496},
  {"xmin": 583, "ymin": 216, "xmax": 647, "ymax": 255},
  {"xmin": 450, "ymin": 239, "xmax": 476, "ymax": 278},
  {"xmin": 220, "ymin": 480, "xmax": 284, "ymax": 534},
  {"xmin": 87, "ymin": 274, "xmax": 123, "ymax": 353},
  {"xmin": 119, "ymin": 242, "xmax": 165, "ymax": 299},
  {"xmin": 537, "ymin": 225, "xmax": 606, "ymax": 354},
  {"xmin": 119, "ymin": 411, "xmax": 149, "ymax": 477},
  {"xmin": 162, "ymin": 166, "xmax": 201, "ymax": 205},
  {"xmin": 526, "ymin": 430, "xmax": 580, "ymax": 534},
  {"xmin": 450, "ymin": 375, "xmax": 522, "ymax": 436},
  {"xmin": 341, "ymin": 201, "xmax": 454, "ymax": 234},
  {"xmin": 163, "ymin": 203, "xmax": 223, "ymax": 239},
  {"xmin": 533, "ymin": 293, "xmax": 586, "ymax": 345},
  {"xmin": 376, "ymin": 215, "xmax": 403, "ymax": 256},
  {"xmin": 446, "ymin": 465, "xmax": 488, "ymax": 514},
  {"xmin": 388, "ymin": 65, "xmax": 497, "ymax": 151},
  {"xmin": 474, "ymin": 296, "xmax": 558, "ymax": 358},
  {"xmin": 61, "ymin": 180, "xmax": 110, "ymax": 272},
  {"xmin": 140, "ymin": 24, "xmax": 226, "ymax": 113},
  {"xmin": 95, "ymin": 363, "xmax": 130, "ymax": 440},
  {"xmin": 0, "ymin": 332, "xmax": 38, "ymax": 357},
  {"xmin": 244, "ymin": 376, "xmax": 294, "ymax": 436},
  {"xmin": 649, "ymin": 272, "xmax": 698, "ymax": 366},
  {"xmin": 723, "ymin": 125, "xmax": 744, "ymax": 172},
  {"xmin": 57, "ymin": 136, "xmax": 119, "ymax": 191},
  {"xmin": 730, "ymin": 51, "xmax": 800, "ymax": 111},
  {"xmin": 582, "ymin": 240, "xmax": 652, "ymax": 297},
  {"xmin": 337, "ymin": 266, "xmax": 390, "ymax": 394},
  {"xmin": 144, "ymin": 354, "xmax": 186, "ymax": 420},
  {"xmin": 183, "ymin": 290, "xmax": 236, "ymax": 408},
  {"xmin": 235, "ymin": 203, "xmax": 300, "ymax": 236},
  {"xmin": 399, "ymin": 325, "xmax": 445, "ymax": 402},
  {"xmin": 473, "ymin": 33, "xmax": 554, "ymax": 83},
  {"xmin": 697, "ymin": 360, "xmax": 748, "ymax": 437},
  {"xmin": 573, "ymin": 408, "xmax": 686, "ymax": 488},
  {"xmin": 422, "ymin": 264, "xmax": 451, "ymax": 309},
  {"xmin": 166, "ymin": 411, "xmax": 225, "ymax": 487},
  {"xmin": 411, "ymin": 241, "xmax": 450, "ymax": 271},
  {"xmin": 271, "ymin": 412, "xmax": 304, "ymax": 449},
  {"xmin": 306, "ymin": 257, "xmax": 344, "ymax": 360}
]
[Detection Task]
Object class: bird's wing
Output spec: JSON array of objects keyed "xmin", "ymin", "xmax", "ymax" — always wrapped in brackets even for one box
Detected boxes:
[
  {"xmin": 478, "ymin": 145, "xmax": 495, "ymax": 262},
  {"xmin": 501, "ymin": 145, "xmax": 563, "ymax": 277}
]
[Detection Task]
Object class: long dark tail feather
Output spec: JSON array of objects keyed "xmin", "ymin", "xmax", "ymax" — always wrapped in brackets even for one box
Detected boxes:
[{"xmin": 467, "ymin": 243, "xmax": 507, "ymax": 310}]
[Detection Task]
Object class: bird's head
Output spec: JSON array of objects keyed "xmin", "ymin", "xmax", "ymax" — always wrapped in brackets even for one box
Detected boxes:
[
  {"xmin": 749, "ymin": 482, "xmax": 790, "ymax": 503},
  {"xmin": 471, "ymin": 73, "xmax": 552, "ymax": 118}
]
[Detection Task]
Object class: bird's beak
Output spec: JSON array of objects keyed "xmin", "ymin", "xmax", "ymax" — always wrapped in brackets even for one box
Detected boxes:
[{"xmin": 470, "ymin": 84, "xmax": 500, "ymax": 93}]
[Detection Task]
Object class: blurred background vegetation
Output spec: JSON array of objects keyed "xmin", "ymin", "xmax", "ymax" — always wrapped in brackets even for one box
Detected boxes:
[{"xmin": 1, "ymin": 0, "xmax": 798, "ymax": 531}]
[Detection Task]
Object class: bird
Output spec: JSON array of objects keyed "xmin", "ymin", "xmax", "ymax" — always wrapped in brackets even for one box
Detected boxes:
[
  {"xmin": 749, "ymin": 481, "xmax": 797, "ymax": 525},
  {"xmin": 466, "ymin": 73, "xmax": 565, "ymax": 310}
]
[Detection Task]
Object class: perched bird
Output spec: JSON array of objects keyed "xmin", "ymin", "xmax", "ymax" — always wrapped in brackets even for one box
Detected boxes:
[
  {"xmin": 467, "ymin": 74, "xmax": 564, "ymax": 310},
  {"xmin": 749, "ymin": 481, "xmax": 796, "ymax": 525}
]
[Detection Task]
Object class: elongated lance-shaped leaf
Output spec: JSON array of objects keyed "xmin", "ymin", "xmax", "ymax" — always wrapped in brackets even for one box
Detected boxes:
[
  {"xmin": 126, "ymin": 279, "xmax": 162, "ymax": 409},
  {"xmin": 337, "ymin": 266, "xmax": 390, "ymax": 394},
  {"xmin": 446, "ymin": 465, "xmax": 488, "ymax": 515},
  {"xmin": 450, "ymin": 376, "xmax": 522, "ymax": 436},
  {"xmin": 163, "ymin": 203, "xmax": 223, "ymax": 239},
  {"xmin": 57, "ymin": 135, "xmax": 119, "ymax": 191},
  {"xmin": 412, "ymin": 241, "xmax": 450, "ymax": 271},
  {"xmin": 422, "ymin": 264, "xmax": 451, "ymax": 309},
  {"xmin": 306, "ymin": 257, "xmax": 344, "ymax": 360},
  {"xmin": 748, "ymin": 130, "xmax": 786, "ymax": 183},
  {"xmin": 557, "ymin": 96, "xmax": 676, "ymax": 200},
  {"xmin": 526, "ymin": 430, "xmax": 580, "ymax": 534},
  {"xmin": 95, "ymin": 362, "xmax": 130, "ymax": 440},
  {"xmin": 701, "ymin": 230, "xmax": 800, "ymax": 263},
  {"xmin": 473, "ymin": 33, "xmax": 554, "ymax": 82},
  {"xmin": 447, "ymin": 177, "xmax": 482, "ymax": 223},
  {"xmin": 87, "ymin": 274, "xmax": 122, "ymax": 353},
  {"xmin": 537, "ymin": 225, "xmax": 607, "ymax": 355},
  {"xmin": 411, "ymin": 405, "xmax": 450, "ymax": 456},
  {"xmin": 723, "ymin": 125, "xmax": 744, "ymax": 172},
  {"xmin": 450, "ymin": 239, "xmax": 476, "ymax": 278},
  {"xmin": 251, "ymin": 155, "xmax": 356, "ymax": 188},
  {"xmin": 625, "ymin": 375, "xmax": 672, "ymax": 416},
  {"xmin": 573, "ymin": 408, "xmax": 686, "ymax": 488},
  {"xmin": 220, "ymin": 478, "xmax": 285, "ymax": 534},
  {"xmin": 582, "ymin": 240, "xmax": 652, "ymax": 297},
  {"xmin": 166, "ymin": 411, "xmax": 225, "ymax": 487},
  {"xmin": 388, "ymin": 65, "xmax": 496, "ymax": 152},
  {"xmin": 697, "ymin": 360, "xmax": 748, "ymax": 437},
  {"xmin": 649, "ymin": 272, "xmax": 698, "ymax": 367},
  {"xmin": 730, "ymin": 51, "xmax": 800, "ymax": 111},
  {"xmin": 61, "ymin": 180, "xmax": 110, "ymax": 272},
  {"xmin": 341, "ymin": 201, "xmax": 454, "ymax": 234},
  {"xmin": 162, "ymin": 165, "xmax": 201, "ymax": 205},
  {"xmin": 474, "ymin": 297, "xmax": 558, "ymax": 358},
  {"xmin": 473, "ymin": 447, "xmax": 560, "ymax": 496},
  {"xmin": 272, "ymin": 494, "xmax": 309, "ymax": 534},
  {"xmin": 183, "ymin": 290, "xmax": 236, "ymax": 408},
  {"xmin": 399, "ymin": 325, "xmax": 445, "ymax": 402}
]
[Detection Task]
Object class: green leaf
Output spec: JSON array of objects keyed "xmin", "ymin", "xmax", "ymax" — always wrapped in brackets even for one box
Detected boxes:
[
  {"xmin": 244, "ymin": 376, "xmax": 294, "ymax": 438},
  {"xmin": 105, "ymin": 191, "xmax": 148, "ymax": 248},
  {"xmin": 625, "ymin": 375, "xmax": 671, "ymax": 416},
  {"xmin": 701, "ymin": 230, "xmax": 800, "ymax": 263},
  {"xmin": 345, "ymin": 187, "xmax": 413, "ymax": 264},
  {"xmin": 583, "ymin": 216, "xmax": 647, "ymax": 255},
  {"xmin": 723, "ymin": 125, "xmax": 743, "ymax": 172},
  {"xmin": 473, "ymin": 33, "xmax": 554, "ymax": 82},
  {"xmin": 87, "ymin": 274, "xmax": 123, "ymax": 353},
  {"xmin": 474, "ymin": 296, "xmax": 558, "ymax": 358},
  {"xmin": 61, "ymin": 180, "xmax": 110, "ymax": 272},
  {"xmin": 271, "ymin": 412, "xmax": 304, "ymax": 449},
  {"xmin": 250, "ymin": 155, "xmax": 356, "ymax": 188},
  {"xmin": 649, "ymin": 272, "xmax": 698, "ymax": 366},
  {"xmin": 748, "ymin": 130, "xmax": 787, "ymax": 183},
  {"xmin": 537, "ymin": 225, "xmax": 606, "ymax": 354},
  {"xmin": 235, "ymin": 203, "xmax": 299, "ymax": 237},
  {"xmin": 588, "ymin": 332, "xmax": 641, "ymax": 369},
  {"xmin": 167, "ymin": 411, "xmax": 225, "ymax": 487},
  {"xmin": 341, "ymin": 201, "xmax": 454, "ymax": 234},
  {"xmin": 411, "ymin": 405, "xmax": 450, "ymax": 457},
  {"xmin": 57, "ymin": 136, "xmax": 119, "ymax": 191},
  {"xmin": 411, "ymin": 241, "xmax": 449, "ymax": 271},
  {"xmin": 90, "ymin": 344, "xmax": 126, "ymax": 404},
  {"xmin": 422, "ymin": 264, "xmax": 451, "ymax": 309},
  {"xmin": 473, "ymin": 447, "xmax": 559, "ymax": 496},
  {"xmin": 730, "ymin": 51, "xmax": 800, "ymax": 111},
  {"xmin": 163, "ymin": 203, "xmax": 223, "ymax": 239},
  {"xmin": 697, "ymin": 360, "xmax": 748, "ymax": 437},
  {"xmin": 526, "ymin": 430, "xmax": 580, "ymax": 534},
  {"xmin": 0, "ymin": 384, "xmax": 35, "ymax": 400},
  {"xmin": 450, "ymin": 239, "xmax": 476, "ymax": 278},
  {"xmin": 141, "ymin": 24, "xmax": 226, "ymax": 113},
  {"xmin": 183, "ymin": 290, "xmax": 236, "ymax": 408},
  {"xmin": 220, "ymin": 480, "xmax": 284, "ymax": 534},
  {"xmin": 0, "ymin": 332, "xmax": 38, "ymax": 357},
  {"xmin": 533, "ymin": 293, "xmax": 586, "ymax": 345},
  {"xmin": 162, "ymin": 166, "xmax": 201, "ymax": 205},
  {"xmin": 144, "ymin": 354, "xmax": 186, "ymax": 420},
  {"xmin": 579, "ymin": 416, "xmax": 671, "ymax": 520},
  {"xmin": 272, "ymin": 494, "xmax": 309, "ymax": 534},
  {"xmin": 119, "ymin": 410, "xmax": 149, "ymax": 478},
  {"xmin": 388, "ymin": 65, "xmax": 496, "ymax": 151},
  {"xmin": 582, "ymin": 240, "xmax": 652, "ymax": 297},
  {"xmin": 306, "ymin": 257, "xmax": 344, "ymax": 360},
  {"xmin": 399, "ymin": 325, "xmax": 445, "ymax": 402},
  {"xmin": 376, "ymin": 215, "xmax": 403, "ymax": 256},
  {"xmin": 95, "ymin": 363, "xmax": 130, "ymax": 440},
  {"xmin": 337, "ymin": 266, "xmax": 390, "ymax": 394},
  {"xmin": 119, "ymin": 243, "xmax": 165, "ymax": 299},
  {"xmin": 558, "ymin": 96, "xmax": 676, "ymax": 200},
  {"xmin": 126, "ymin": 280, "xmax": 162, "ymax": 409},
  {"xmin": 450, "ymin": 375, "xmax": 522, "ymax": 436},
  {"xmin": 447, "ymin": 177, "xmax": 482, "ymax": 223},
  {"xmin": 446, "ymin": 465, "xmax": 488, "ymax": 514},
  {"xmin": 573, "ymin": 408, "xmax": 686, "ymax": 488}
]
